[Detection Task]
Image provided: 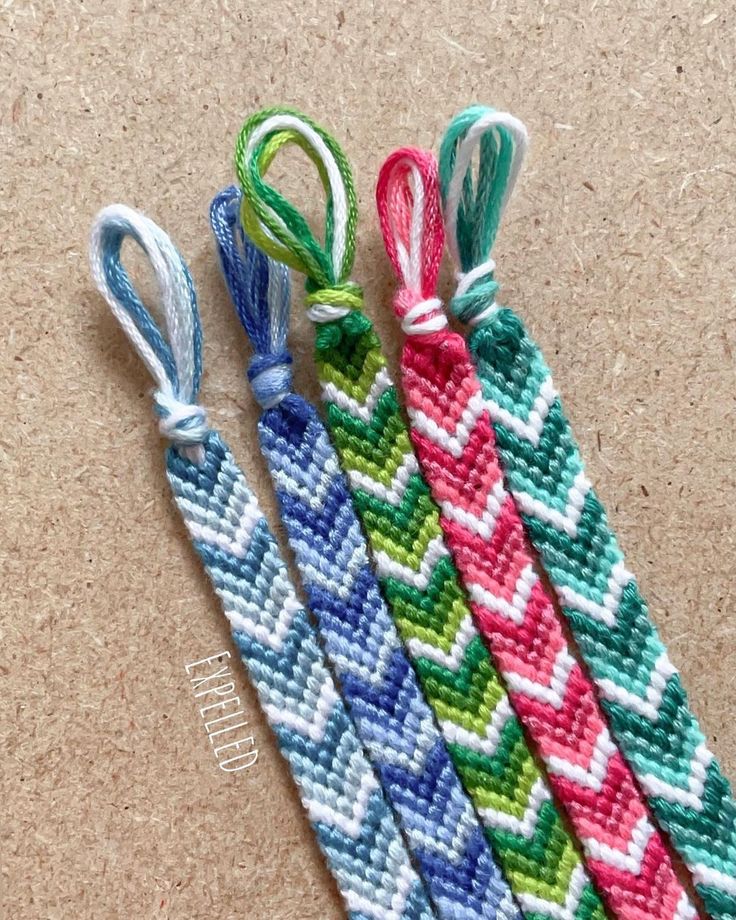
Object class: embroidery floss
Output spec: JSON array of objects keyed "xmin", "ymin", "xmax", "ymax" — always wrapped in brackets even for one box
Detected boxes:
[
  {"xmin": 234, "ymin": 108, "xmax": 608, "ymax": 920},
  {"xmin": 211, "ymin": 184, "xmax": 519, "ymax": 920},
  {"xmin": 88, "ymin": 204, "xmax": 436, "ymax": 920},
  {"xmin": 439, "ymin": 104, "xmax": 736, "ymax": 920},
  {"xmin": 375, "ymin": 145, "xmax": 700, "ymax": 920}
]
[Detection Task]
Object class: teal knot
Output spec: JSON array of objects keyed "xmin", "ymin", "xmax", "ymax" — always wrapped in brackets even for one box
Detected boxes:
[{"xmin": 450, "ymin": 261, "xmax": 499, "ymax": 327}]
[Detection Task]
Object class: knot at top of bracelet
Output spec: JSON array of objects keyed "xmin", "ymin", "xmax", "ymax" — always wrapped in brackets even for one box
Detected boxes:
[
  {"xmin": 394, "ymin": 288, "xmax": 447, "ymax": 337},
  {"xmin": 451, "ymin": 259, "xmax": 500, "ymax": 327},
  {"xmin": 154, "ymin": 390, "xmax": 209, "ymax": 447},
  {"xmin": 248, "ymin": 352, "xmax": 293, "ymax": 409},
  {"xmin": 305, "ymin": 282, "xmax": 364, "ymax": 323}
]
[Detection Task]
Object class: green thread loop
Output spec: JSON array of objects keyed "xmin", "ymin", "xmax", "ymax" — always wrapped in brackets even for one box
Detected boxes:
[{"xmin": 235, "ymin": 107, "xmax": 361, "ymax": 308}]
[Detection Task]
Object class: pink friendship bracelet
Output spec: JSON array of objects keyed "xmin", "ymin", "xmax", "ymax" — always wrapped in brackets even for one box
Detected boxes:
[{"xmin": 375, "ymin": 146, "xmax": 700, "ymax": 920}]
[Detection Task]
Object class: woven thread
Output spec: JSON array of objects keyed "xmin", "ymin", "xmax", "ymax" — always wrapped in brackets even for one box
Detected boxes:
[
  {"xmin": 234, "ymin": 109, "xmax": 611, "ymax": 920},
  {"xmin": 440, "ymin": 104, "xmax": 736, "ymax": 920},
  {"xmin": 376, "ymin": 146, "xmax": 701, "ymax": 920},
  {"xmin": 212, "ymin": 183, "xmax": 520, "ymax": 920},
  {"xmin": 89, "ymin": 204, "xmax": 435, "ymax": 920}
]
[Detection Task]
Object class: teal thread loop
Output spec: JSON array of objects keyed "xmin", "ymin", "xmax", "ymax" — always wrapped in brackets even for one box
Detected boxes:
[{"xmin": 439, "ymin": 106, "xmax": 528, "ymax": 325}]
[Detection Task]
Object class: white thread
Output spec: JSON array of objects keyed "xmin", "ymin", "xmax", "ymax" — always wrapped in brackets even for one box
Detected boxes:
[
  {"xmin": 456, "ymin": 260, "xmax": 499, "ymax": 326},
  {"xmin": 89, "ymin": 204, "xmax": 206, "ymax": 462},
  {"xmin": 401, "ymin": 298, "xmax": 448, "ymax": 336},
  {"xmin": 444, "ymin": 111, "xmax": 529, "ymax": 266},
  {"xmin": 89, "ymin": 204, "xmax": 199, "ymax": 403},
  {"xmin": 245, "ymin": 114, "xmax": 349, "ymax": 278},
  {"xmin": 306, "ymin": 303, "xmax": 352, "ymax": 324},
  {"xmin": 456, "ymin": 260, "xmax": 496, "ymax": 297},
  {"xmin": 391, "ymin": 162, "xmax": 426, "ymax": 291}
]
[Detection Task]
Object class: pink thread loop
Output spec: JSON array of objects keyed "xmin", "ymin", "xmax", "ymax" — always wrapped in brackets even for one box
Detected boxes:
[{"xmin": 377, "ymin": 148, "xmax": 446, "ymax": 338}]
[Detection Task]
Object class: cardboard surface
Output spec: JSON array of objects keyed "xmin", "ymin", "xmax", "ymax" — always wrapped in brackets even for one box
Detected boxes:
[{"xmin": 2, "ymin": 2, "xmax": 735, "ymax": 917}]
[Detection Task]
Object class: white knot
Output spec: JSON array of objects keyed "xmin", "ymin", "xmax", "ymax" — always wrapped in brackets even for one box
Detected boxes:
[
  {"xmin": 455, "ymin": 259, "xmax": 499, "ymax": 326},
  {"xmin": 306, "ymin": 302, "xmax": 353, "ymax": 324},
  {"xmin": 155, "ymin": 391, "xmax": 208, "ymax": 447},
  {"xmin": 401, "ymin": 297, "xmax": 448, "ymax": 336}
]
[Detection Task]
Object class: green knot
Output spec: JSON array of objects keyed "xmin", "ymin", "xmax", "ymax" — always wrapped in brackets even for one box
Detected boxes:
[{"xmin": 450, "ymin": 264, "xmax": 500, "ymax": 327}]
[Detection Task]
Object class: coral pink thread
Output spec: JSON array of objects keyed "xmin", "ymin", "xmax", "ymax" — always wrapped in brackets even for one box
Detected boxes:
[
  {"xmin": 376, "ymin": 147, "xmax": 700, "ymax": 920},
  {"xmin": 376, "ymin": 148, "xmax": 447, "ymax": 342}
]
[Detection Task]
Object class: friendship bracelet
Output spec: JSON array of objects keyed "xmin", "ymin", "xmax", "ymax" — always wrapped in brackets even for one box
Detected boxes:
[
  {"xmin": 375, "ymin": 147, "xmax": 699, "ymax": 920},
  {"xmin": 88, "ymin": 204, "xmax": 436, "ymax": 920},
  {"xmin": 234, "ymin": 108, "xmax": 608, "ymax": 920},
  {"xmin": 439, "ymin": 105, "xmax": 736, "ymax": 920},
  {"xmin": 211, "ymin": 183, "xmax": 518, "ymax": 920}
]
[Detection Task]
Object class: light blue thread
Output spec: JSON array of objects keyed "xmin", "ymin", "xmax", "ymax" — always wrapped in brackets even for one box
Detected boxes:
[
  {"xmin": 89, "ymin": 204, "xmax": 436, "ymax": 920},
  {"xmin": 91, "ymin": 206, "xmax": 206, "ymax": 448}
]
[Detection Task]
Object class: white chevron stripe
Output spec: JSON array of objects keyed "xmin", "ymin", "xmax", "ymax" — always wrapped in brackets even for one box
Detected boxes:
[
  {"xmin": 347, "ymin": 452, "xmax": 419, "ymax": 506},
  {"xmin": 673, "ymin": 891, "xmax": 699, "ymax": 920},
  {"xmin": 516, "ymin": 862, "xmax": 589, "ymax": 920},
  {"xmin": 363, "ymin": 713, "xmax": 440, "ymax": 778},
  {"xmin": 179, "ymin": 492, "xmax": 261, "ymax": 558},
  {"xmin": 265, "ymin": 671, "xmax": 339, "ymax": 742},
  {"xmin": 409, "ymin": 389, "xmax": 485, "ymax": 458},
  {"xmin": 479, "ymin": 776, "xmax": 551, "ymax": 839},
  {"xmin": 596, "ymin": 650, "xmax": 678, "ymax": 722},
  {"xmin": 407, "ymin": 614, "xmax": 478, "ymax": 672},
  {"xmin": 271, "ymin": 452, "xmax": 342, "ymax": 511},
  {"xmin": 321, "ymin": 366, "xmax": 394, "ymax": 423},
  {"xmin": 374, "ymin": 535, "xmax": 450, "ymax": 591},
  {"xmin": 638, "ymin": 742, "xmax": 714, "ymax": 810},
  {"xmin": 345, "ymin": 860, "xmax": 419, "ymax": 920},
  {"xmin": 406, "ymin": 796, "xmax": 480, "ymax": 862},
  {"xmin": 306, "ymin": 768, "xmax": 380, "ymax": 837},
  {"xmin": 693, "ymin": 863, "xmax": 736, "ymax": 898},
  {"xmin": 512, "ymin": 471, "xmax": 591, "ymax": 539},
  {"xmin": 440, "ymin": 478, "xmax": 508, "ymax": 541},
  {"xmin": 294, "ymin": 536, "xmax": 367, "ymax": 602},
  {"xmin": 440, "ymin": 696, "xmax": 514, "ymax": 758},
  {"xmin": 546, "ymin": 727, "xmax": 616, "ymax": 792},
  {"xmin": 504, "ymin": 646, "xmax": 577, "ymax": 711},
  {"xmin": 484, "ymin": 375, "xmax": 557, "ymax": 448},
  {"xmin": 581, "ymin": 813, "xmax": 654, "ymax": 874},
  {"xmin": 220, "ymin": 583, "xmax": 300, "ymax": 653},
  {"xmin": 467, "ymin": 563, "xmax": 538, "ymax": 626},
  {"xmin": 556, "ymin": 560, "xmax": 633, "ymax": 628}
]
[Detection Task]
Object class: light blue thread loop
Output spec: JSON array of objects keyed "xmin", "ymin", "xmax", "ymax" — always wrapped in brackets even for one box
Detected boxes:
[
  {"xmin": 210, "ymin": 186, "xmax": 293, "ymax": 409},
  {"xmin": 88, "ymin": 204, "xmax": 208, "ymax": 450}
]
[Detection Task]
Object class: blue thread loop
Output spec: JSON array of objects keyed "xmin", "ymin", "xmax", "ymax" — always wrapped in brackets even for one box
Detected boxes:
[
  {"xmin": 210, "ymin": 187, "xmax": 293, "ymax": 409},
  {"xmin": 88, "ymin": 204, "xmax": 208, "ymax": 456}
]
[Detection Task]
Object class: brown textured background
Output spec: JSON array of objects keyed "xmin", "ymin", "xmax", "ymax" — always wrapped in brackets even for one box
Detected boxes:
[{"xmin": 2, "ymin": 2, "xmax": 735, "ymax": 917}]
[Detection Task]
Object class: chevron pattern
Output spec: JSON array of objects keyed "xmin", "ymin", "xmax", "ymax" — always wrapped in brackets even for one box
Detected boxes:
[
  {"xmin": 393, "ymin": 325, "xmax": 700, "ymax": 920},
  {"xmin": 166, "ymin": 432, "xmax": 435, "ymax": 920},
  {"xmin": 464, "ymin": 305, "xmax": 736, "ymax": 919},
  {"xmin": 313, "ymin": 312, "xmax": 606, "ymax": 920},
  {"xmin": 254, "ymin": 395, "xmax": 519, "ymax": 920}
]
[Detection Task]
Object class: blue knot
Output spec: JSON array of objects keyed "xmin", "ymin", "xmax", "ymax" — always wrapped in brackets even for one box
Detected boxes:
[
  {"xmin": 154, "ymin": 391, "xmax": 209, "ymax": 446},
  {"xmin": 450, "ymin": 266, "xmax": 500, "ymax": 327},
  {"xmin": 248, "ymin": 353, "xmax": 293, "ymax": 409}
]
